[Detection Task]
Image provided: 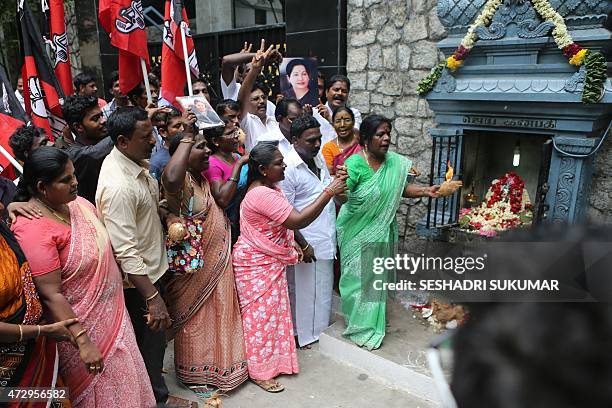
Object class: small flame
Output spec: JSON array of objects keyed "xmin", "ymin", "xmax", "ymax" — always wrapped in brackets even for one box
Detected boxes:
[{"xmin": 445, "ymin": 160, "xmax": 454, "ymax": 182}]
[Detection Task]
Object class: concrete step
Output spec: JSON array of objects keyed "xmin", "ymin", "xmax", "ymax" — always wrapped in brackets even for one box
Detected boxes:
[{"xmin": 320, "ymin": 296, "xmax": 443, "ymax": 406}]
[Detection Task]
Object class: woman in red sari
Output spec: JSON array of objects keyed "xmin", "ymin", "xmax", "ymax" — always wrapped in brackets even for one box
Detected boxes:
[
  {"xmin": 232, "ymin": 141, "xmax": 347, "ymax": 392},
  {"xmin": 11, "ymin": 147, "xmax": 154, "ymax": 407},
  {"xmin": 321, "ymin": 106, "xmax": 362, "ymax": 175}
]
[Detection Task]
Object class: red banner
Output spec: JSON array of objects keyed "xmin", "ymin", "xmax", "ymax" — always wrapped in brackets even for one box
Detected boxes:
[
  {"xmin": 19, "ymin": 1, "xmax": 65, "ymax": 141},
  {"xmin": 161, "ymin": 0, "xmax": 199, "ymax": 106},
  {"xmin": 46, "ymin": 0, "xmax": 74, "ymax": 96},
  {"xmin": 99, "ymin": 0, "xmax": 150, "ymax": 94}
]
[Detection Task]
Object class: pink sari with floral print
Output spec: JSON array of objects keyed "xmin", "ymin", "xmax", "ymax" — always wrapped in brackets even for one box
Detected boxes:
[
  {"xmin": 35, "ymin": 198, "xmax": 154, "ymax": 407},
  {"xmin": 232, "ymin": 186, "xmax": 300, "ymax": 380}
]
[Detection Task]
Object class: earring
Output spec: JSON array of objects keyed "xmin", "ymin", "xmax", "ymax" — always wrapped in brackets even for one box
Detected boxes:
[{"xmin": 263, "ymin": 173, "xmax": 268, "ymax": 177}]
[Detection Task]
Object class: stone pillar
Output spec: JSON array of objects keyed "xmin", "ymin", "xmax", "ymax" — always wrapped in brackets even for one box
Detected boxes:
[
  {"xmin": 284, "ymin": 0, "xmax": 347, "ymax": 80},
  {"xmin": 546, "ymin": 136, "xmax": 596, "ymax": 224},
  {"xmin": 196, "ymin": 0, "xmax": 233, "ymax": 33}
]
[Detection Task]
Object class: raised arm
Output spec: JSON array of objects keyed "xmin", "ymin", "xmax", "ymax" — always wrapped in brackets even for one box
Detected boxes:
[
  {"xmin": 208, "ymin": 154, "xmax": 249, "ymax": 209},
  {"xmin": 221, "ymin": 50, "xmax": 256, "ymax": 86},
  {"xmin": 238, "ymin": 40, "xmax": 281, "ymax": 119},
  {"xmin": 161, "ymin": 134, "xmax": 194, "ymax": 194}
]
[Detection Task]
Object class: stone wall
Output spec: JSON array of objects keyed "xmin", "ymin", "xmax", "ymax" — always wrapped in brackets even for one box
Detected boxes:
[{"xmin": 346, "ymin": 0, "xmax": 447, "ymax": 246}]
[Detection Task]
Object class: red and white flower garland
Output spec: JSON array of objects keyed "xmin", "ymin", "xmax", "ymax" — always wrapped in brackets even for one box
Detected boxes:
[{"xmin": 459, "ymin": 172, "xmax": 533, "ymax": 237}]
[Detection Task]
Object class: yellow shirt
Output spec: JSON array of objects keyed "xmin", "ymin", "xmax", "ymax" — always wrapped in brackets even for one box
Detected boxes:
[{"xmin": 96, "ymin": 147, "xmax": 168, "ymax": 285}]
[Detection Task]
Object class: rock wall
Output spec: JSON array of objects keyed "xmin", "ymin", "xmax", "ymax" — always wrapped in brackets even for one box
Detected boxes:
[{"xmin": 346, "ymin": 0, "xmax": 447, "ymax": 245}]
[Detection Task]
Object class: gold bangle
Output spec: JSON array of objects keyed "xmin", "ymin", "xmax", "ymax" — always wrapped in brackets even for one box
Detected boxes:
[
  {"xmin": 180, "ymin": 138, "xmax": 195, "ymax": 144},
  {"xmin": 36, "ymin": 325, "xmax": 41, "ymax": 338},
  {"xmin": 323, "ymin": 187, "xmax": 334, "ymax": 197},
  {"xmin": 18, "ymin": 324, "xmax": 23, "ymax": 342},
  {"xmin": 146, "ymin": 290, "xmax": 159, "ymax": 302},
  {"xmin": 301, "ymin": 243, "xmax": 310, "ymax": 252},
  {"xmin": 74, "ymin": 329, "xmax": 88, "ymax": 340}
]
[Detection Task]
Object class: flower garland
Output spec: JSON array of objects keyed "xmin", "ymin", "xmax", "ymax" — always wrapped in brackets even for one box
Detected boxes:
[
  {"xmin": 459, "ymin": 172, "xmax": 533, "ymax": 237},
  {"xmin": 417, "ymin": 0, "xmax": 607, "ymax": 103}
]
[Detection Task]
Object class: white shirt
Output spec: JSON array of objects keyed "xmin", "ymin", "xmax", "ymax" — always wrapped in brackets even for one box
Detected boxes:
[
  {"xmin": 278, "ymin": 147, "xmax": 336, "ymax": 260},
  {"xmin": 326, "ymin": 102, "xmax": 362, "ymax": 129},
  {"xmin": 14, "ymin": 90, "xmax": 25, "ymax": 111},
  {"xmin": 240, "ymin": 112, "xmax": 280, "ymax": 152},
  {"xmin": 221, "ymin": 75, "xmax": 276, "ymax": 116},
  {"xmin": 257, "ymin": 128, "xmax": 292, "ymax": 157}
]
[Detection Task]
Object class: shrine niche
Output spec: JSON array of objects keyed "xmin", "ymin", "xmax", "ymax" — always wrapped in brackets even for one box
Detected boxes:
[{"xmin": 415, "ymin": 0, "xmax": 611, "ymax": 239}]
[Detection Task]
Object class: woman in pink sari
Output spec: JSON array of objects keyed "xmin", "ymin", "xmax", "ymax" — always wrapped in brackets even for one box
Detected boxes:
[
  {"xmin": 11, "ymin": 147, "xmax": 155, "ymax": 407},
  {"xmin": 233, "ymin": 141, "xmax": 347, "ymax": 392}
]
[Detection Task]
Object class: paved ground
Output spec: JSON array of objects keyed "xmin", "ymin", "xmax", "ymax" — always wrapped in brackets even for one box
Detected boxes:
[{"xmin": 163, "ymin": 341, "xmax": 436, "ymax": 408}]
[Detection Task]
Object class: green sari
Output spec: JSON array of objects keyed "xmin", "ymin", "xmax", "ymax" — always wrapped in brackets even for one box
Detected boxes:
[{"xmin": 336, "ymin": 151, "xmax": 411, "ymax": 350}]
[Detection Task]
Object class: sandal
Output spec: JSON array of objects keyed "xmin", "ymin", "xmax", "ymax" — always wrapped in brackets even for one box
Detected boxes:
[
  {"xmin": 252, "ymin": 379, "xmax": 285, "ymax": 393},
  {"xmin": 166, "ymin": 395, "xmax": 199, "ymax": 408}
]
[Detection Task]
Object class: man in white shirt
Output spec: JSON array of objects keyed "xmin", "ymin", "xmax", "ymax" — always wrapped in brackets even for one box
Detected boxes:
[
  {"xmin": 278, "ymin": 114, "xmax": 337, "ymax": 347},
  {"xmin": 237, "ymin": 42, "xmax": 282, "ymax": 152},
  {"xmin": 257, "ymin": 97, "xmax": 301, "ymax": 156},
  {"xmin": 325, "ymin": 74, "xmax": 362, "ymax": 129}
]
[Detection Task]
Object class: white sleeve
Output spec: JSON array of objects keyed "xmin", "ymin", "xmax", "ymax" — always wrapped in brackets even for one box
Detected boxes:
[
  {"xmin": 220, "ymin": 75, "xmax": 240, "ymax": 100},
  {"xmin": 313, "ymin": 110, "xmax": 337, "ymax": 145},
  {"xmin": 266, "ymin": 100, "xmax": 276, "ymax": 117},
  {"xmin": 240, "ymin": 114, "xmax": 257, "ymax": 152},
  {"xmin": 352, "ymin": 108, "xmax": 362, "ymax": 129}
]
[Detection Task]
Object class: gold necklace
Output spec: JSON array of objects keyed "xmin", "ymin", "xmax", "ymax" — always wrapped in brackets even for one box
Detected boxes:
[{"xmin": 36, "ymin": 199, "xmax": 70, "ymax": 225}]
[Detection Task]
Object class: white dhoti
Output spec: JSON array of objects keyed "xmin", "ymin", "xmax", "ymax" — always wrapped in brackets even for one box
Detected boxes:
[{"xmin": 287, "ymin": 259, "xmax": 334, "ymax": 347}]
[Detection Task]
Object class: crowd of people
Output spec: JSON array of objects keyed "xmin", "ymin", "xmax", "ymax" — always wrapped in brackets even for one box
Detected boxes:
[{"xmin": 0, "ymin": 40, "xmax": 444, "ymax": 407}]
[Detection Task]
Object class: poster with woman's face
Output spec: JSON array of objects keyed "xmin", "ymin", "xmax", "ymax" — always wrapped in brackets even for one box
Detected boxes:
[
  {"xmin": 176, "ymin": 96, "xmax": 224, "ymax": 129},
  {"xmin": 280, "ymin": 58, "xmax": 319, "ymax": 107}
]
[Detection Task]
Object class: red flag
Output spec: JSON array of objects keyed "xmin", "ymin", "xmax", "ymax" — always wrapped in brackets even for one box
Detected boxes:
[
  {"xmin": 44, "ymin": 0, "xmax": 74, "ymax": 96},
  {"xmin": 0, "ymin": 64, "xmax": 25, "ymax": 179},
  {"xmin": 99, "ymin": 0, "xmax": 150, "ymax": 94},
  {"xmin": 19, "ymin": 1, "xmax": 65, "ymax": 141},
  {"xmin": 161, "ymin": 0, "xmax": 199, "ymax": 106},
  {"xmin": 0, "ymin": 113, "xmax": 24, "ymax": 176}
]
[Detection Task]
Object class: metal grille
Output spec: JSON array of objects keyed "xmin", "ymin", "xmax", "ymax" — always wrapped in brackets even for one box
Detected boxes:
[{"xmin": 426, "ymin": 130, "xmax": 463, "ymax": 229}]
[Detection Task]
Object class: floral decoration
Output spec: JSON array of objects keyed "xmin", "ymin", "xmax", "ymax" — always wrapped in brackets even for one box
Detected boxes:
[
  {"xmin": 417, "ymin": 0, "xmax": 607, "ymax": 104},
  {"xmin": 459, "ymin": 172, "xmax": 533, "ymax": 237}
]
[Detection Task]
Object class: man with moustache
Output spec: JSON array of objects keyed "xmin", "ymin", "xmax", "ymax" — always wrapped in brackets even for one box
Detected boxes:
[
  {"xmin": 95, "ymin": 107, "xmax": 195, "ymax": 408},
  {"xmin": 62, "ymin": 95, "xmax": 111, "ymax": 204},
  {"xmin": 237, "ymin": 41, "xmax": 282, "ymax": 152},
  {"xmin": 278, "ymin": 114, "xmax": 340, "ymax": 348},
  {"xmin": 325, "ymin": 74, "xmax": 362, "ymax": 129}
]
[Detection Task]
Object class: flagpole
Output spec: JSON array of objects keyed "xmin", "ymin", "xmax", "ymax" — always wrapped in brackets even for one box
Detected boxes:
[
  {"xmin": 180, "ymin": 24, "xmax": 193, "ymax": 97},
  {"xmin": 0, "ymin": 145, "xmax": 23, "ymax": 174},
  {"xmin": 140, "ymin": 58, "xmax": 152, "ymax": 104}
]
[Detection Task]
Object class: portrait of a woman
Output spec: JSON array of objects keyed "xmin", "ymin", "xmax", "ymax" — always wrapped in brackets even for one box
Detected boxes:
[{"xmin": 281, "ymin": 58, "xmax": 319, "ymax": 106}]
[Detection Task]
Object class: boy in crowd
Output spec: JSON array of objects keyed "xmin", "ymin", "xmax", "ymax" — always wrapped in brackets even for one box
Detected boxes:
[
  {"xmin": 62, "ymin": 95, "xmax": 111, "ymax": 204},
  {"xmin": 74, "ymin": 72, "xmax": 108, "ymax": 109}
]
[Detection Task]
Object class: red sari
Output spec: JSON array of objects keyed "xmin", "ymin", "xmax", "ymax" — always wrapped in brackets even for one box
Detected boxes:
[
  {"xmin": 232, "ymin": 186, "xmax": 300, "ymax": 380},
  {"xmin": 12, "ymin": 197, "xmax": 155, "ymax": 407}
]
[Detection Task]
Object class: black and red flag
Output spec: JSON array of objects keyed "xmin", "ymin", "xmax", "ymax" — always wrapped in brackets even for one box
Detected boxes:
[
  {"xmin": 161, "ymin": 0, "xmax": 199, "ymax": 106},
  {"xmin": 42, "ymin": 0, "xmax": 74, "ymax": 96},
  {"xmin": 18, "ymin": 0, "xmax": 66, "ymax": 141},
  {"xmin": 99, "ymin": 0, "xmax": 150, "ymax": 94},
  {"xmin": 0, "ymin": 64, "xmax": 26, "ymax": 178}
]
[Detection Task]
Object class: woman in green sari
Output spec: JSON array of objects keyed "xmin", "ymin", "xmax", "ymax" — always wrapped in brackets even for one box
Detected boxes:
[{"xmin": 337, "ymin": 115, "xmax": 440, "ymax": 350}]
